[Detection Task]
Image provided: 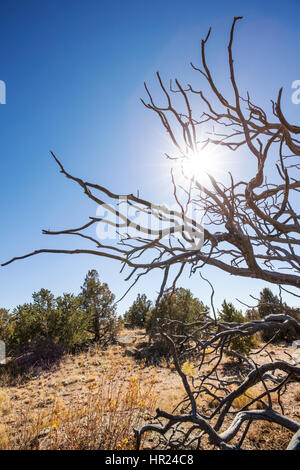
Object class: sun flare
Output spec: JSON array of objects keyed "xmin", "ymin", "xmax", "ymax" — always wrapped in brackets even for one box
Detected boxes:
[{"xmin": 174, "ymin": 148, "xmax": 220, "ymax": 184}]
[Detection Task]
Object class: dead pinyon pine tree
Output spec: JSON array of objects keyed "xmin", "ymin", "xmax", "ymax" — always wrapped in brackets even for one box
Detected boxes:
[{"xmin": 3, "ymin": 17, "xmax": 300, "ymax": 450}]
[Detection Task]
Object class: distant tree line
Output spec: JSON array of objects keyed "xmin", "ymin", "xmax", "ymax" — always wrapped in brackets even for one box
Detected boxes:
[
  {"xmin": 0, "ymin": 269, "xmax": 121, "ymax": 356},
  {"xmin": 1, "ymin": 274, "xmax": 299, "ymax": 361},
  {"xmin": 124, "ymin": 287, "xmax": 300, "ymax": 356}
]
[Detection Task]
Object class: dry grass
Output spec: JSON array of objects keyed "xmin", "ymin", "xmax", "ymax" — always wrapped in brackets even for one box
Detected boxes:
[
  {"xmin": 246, "ymin": 421, "xmax": 294, "ymax": 450},
  {"xmin": 0, "ymin": 390, "xmax": 10, "ymax": 417},
  {"xmin": 0, "ymin": 333, "xmax": 299, "ymax": 450},
  {"xmin": 0, "ymin": 345, "xmax": 157, "ymax": 450},
  {"xmin": 293, "ymin": 389, "xmax": 300, "ymax": 402}
]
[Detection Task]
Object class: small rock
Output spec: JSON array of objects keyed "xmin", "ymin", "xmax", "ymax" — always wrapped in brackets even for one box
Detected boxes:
[
  {"xmin": 62, "ymin": 378, "xmax": 78, "ymax": 386},
  {"xmin": 36, "ymin": 398, "xmax": 54, "ymax": 408},
  {"xmin": 125, "ymin": 347, "xmax": 139, "ymax": 357},
  {"xmin": 118, "ymin": 335, "xmax": 137, "ymax": 346},
  {"xmin": 85, "ymin": 377, "xmax": 96, "ymax": 383},
  {"xmin": 91, "ymin": 360, "xmax": 100, "ymax": 366},
  {"xmin": 48, "ymin": 381, "xmax": 58, "ymax": 388}
]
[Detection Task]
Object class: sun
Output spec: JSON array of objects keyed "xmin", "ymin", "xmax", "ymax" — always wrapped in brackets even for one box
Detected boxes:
[{"xmin": 175, "ymin": 147, "xmax": 220, "ymax": 184}]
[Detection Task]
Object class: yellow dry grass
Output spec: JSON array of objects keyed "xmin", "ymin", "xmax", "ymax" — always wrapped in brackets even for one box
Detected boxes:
[
  {"xmin": 0, "ymin": 345, "xmax": 157, "ymax": 450},
  {"xmin": 0, "ymin": 336, "xmax": 298, "ymax": 451}
]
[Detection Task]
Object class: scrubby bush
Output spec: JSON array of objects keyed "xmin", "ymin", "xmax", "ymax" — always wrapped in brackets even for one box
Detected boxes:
[
  {"xmin": 218, "ymin": 300, "xmax": 256, "ymax": 358},
  {"xmin": 53, "ymin": 294, "xmax": 91, "ymax": 349},
  {"xmin": 0, "ymin": 308, "xmax": 14, "ymax": 353},
  {"xmin": 143, "ymin": 288, "xmax": 208, "ymax": 362},
  {"xmin": 124, "ymin": 294, "xmax": 152, "ymax": 328},
  {"xmin": 146, "ymin": 288, "xmax": 208, "ymax": 336},
  {"xmin": 8, "ymin": 289, "xmax": 90, "ymax": 353},
  {"xmin": 0, "ymin": 271, "xmax": 121, "ymax": 358},
  {"xmin": 258, "ymin": 288, "xmax": 300, "ymax": 342}
]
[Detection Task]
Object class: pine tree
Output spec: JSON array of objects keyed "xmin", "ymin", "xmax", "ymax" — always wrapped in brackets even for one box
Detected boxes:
[{"xmin": 81, "ymin": 269, "xmax": 117, "ymax": 343}]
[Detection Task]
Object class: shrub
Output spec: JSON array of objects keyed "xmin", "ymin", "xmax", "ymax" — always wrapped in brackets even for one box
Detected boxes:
[
  {"xmin": 52, "ymin": 294, "xmax": 91, "ymax": 350},
  {"xmin": 218, "ymin": 300, "xmax": 256, "ymax": 357},
  {"xmin": 6, "ymin": 289, "xmax": 90, "ymax": 354},
  {"xmin": 0, "ymin": 308, "xmax": 14, "ymax": 353},
  {"xmin": 0, "ymin": 272, "xmax": 121, "ymax": 360},
  {"xmin": 146, "ymin": 288, "xmax": 208, "ymax": 336},
  {"xmin": 124, "ymin": 294, "xmax": 152, "ymax": 328},
  {"xmin": 143, "ymin": 288, "xmax": 208, "ymax": 362},
  {"xmin": 258, "ymin": 288, "xmax": 300, "ymax": 342}
]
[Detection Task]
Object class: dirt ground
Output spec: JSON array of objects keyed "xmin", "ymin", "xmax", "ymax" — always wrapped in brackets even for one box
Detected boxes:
[{"xmin": 0, "ymin": 328, "xmax": 299, "ymax": 450}]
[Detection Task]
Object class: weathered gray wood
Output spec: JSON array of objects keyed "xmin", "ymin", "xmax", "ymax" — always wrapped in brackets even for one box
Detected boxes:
[{"xmin": 287, "ymin": 429, "xmax": 300, "ymax": 450}]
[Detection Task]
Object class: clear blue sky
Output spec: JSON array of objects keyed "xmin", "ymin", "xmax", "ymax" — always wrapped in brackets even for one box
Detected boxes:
[{"xmin": 0, "ymin": 0, "xmax": 299, "ymax": 314}]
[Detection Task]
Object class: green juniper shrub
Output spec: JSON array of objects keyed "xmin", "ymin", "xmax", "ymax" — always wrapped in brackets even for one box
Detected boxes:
[
  {"xmin": 257, "ymin": 288, "xmax": 300, "ymax": 342},
  {"xmin": 0, "ymin": 271, "xmax": 121, "ymax": 359},
  {"xmin": 146, "ymin": 288, "xmax": 208, "ymax": 336},
  {"xmin": 218, "ymin": 300, "xmax": 256, "ymax": 358},
  {"xmin": 7, "ymin": 289, "xmax": 90, "ymax": 353},
  {"xmin": 145, "ymin": 288, "xmax": 208, "ymax": 361},
  {"xmin": 124, "ymin": 294, "xmax": 153, "ymax": 328}
]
